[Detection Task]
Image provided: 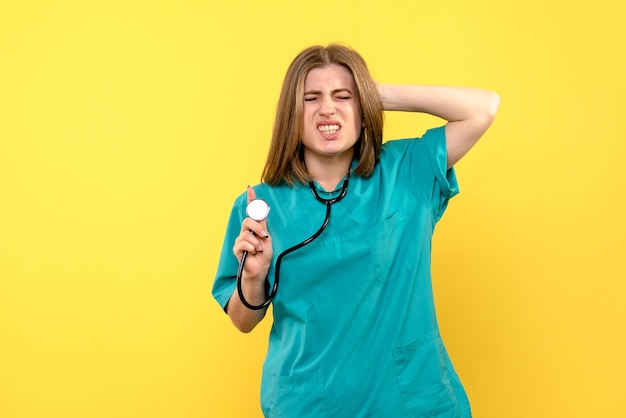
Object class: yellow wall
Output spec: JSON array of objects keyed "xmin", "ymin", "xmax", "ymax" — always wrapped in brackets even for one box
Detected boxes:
[{"xmin": 1, "ymin": 0, "xmax": 624, "ymax": 417}]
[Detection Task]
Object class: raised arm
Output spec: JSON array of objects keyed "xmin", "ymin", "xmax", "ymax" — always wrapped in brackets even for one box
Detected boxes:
[
  {"xmin": 227, "ymin": 187, "xmax": 273, "ymax": 333},
  {"xmin": 377, "ymin": 84, "xmax": 500, "ymax": 168}
]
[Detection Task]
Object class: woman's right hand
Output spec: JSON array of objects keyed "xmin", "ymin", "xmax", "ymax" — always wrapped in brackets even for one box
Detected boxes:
[
  {"xmin": 233, "ymin": 187, "xmax": 273, "ymax": 285},
  {"xmin": 228, "ymin": 187, "xmax": 273, "ymax": 331}
]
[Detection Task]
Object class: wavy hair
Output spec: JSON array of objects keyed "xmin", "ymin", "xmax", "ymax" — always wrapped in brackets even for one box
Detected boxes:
[{"xmin": 261, "ymin": 44, "xmax": 384, "ymax": 186}]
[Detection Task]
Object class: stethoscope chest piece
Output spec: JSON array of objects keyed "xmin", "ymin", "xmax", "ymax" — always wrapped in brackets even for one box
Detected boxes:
[
  {"xmin": 238, "ymin": 173, "xmax": 349, "ymax": 310},
  {"xmin": 246, "ymin": 199, "xmax": 270, "ymax": 222}
]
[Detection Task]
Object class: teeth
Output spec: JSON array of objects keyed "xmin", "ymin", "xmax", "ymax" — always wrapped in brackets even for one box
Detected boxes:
[{"xmin": 318, "ymin": 124, "xmax": 340, "ymax": 134}]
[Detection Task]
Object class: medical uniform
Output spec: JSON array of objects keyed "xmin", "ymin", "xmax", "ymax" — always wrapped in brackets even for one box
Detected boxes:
[{"xmin": 213, "ymin": 126, "xmax": 471, "ymax": 417}]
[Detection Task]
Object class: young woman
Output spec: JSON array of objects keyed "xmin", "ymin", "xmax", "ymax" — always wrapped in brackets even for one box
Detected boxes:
[{"xmin": 213, "ymin": 44, "xmax": 499, "ymax": 417}]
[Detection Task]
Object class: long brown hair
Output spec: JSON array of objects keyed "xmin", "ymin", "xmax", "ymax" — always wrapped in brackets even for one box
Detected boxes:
[{"xmin": 261, "ymin": 44, "xmax": 384, "ymax": 186}]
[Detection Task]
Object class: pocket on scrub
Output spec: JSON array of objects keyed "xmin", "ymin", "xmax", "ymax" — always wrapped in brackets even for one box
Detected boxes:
[
  {"xmin": 368, "ymin": 209, "xmax": 410, "ymax": 283},
  {"xmin": 392, "ymin": 330, "xmax": 456, "ymax": 416},
  {"xmin": 262, "ymin": 371, "xmax": 329, "ymax": 418}
]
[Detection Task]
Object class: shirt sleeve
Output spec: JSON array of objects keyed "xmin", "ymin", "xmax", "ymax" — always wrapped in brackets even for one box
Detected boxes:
[
  {"xmin": 212, "ymin": 193, "xmax": 247, "ymax": 312},
  {"xmin": 424, "ymin": 126, "xmax": 459, "ymax": 221},
  {"xmin": 405, "ymin": 126, "xmax": 459, "ymax": 222}
]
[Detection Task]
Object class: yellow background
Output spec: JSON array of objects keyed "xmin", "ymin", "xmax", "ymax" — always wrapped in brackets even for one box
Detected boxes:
[{"xmin": 1, "ymin": 0, "xmax": 624, "ymax": 417}]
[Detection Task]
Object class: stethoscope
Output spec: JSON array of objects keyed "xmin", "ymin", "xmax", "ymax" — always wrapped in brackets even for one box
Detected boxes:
[{"xmin": 236, "ymin": 173, "xmax": 351, "ymax": 310}]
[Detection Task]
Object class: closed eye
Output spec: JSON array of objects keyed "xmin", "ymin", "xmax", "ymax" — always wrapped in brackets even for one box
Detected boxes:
[{"xmin": 334, "ymin": 89, "xmax": 354, "ymax": 100}]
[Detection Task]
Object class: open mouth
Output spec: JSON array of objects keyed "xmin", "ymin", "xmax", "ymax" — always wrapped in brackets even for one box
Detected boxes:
[{"xmin": 318, "ymin": 124, "xmax": 340, "ymax": 135}]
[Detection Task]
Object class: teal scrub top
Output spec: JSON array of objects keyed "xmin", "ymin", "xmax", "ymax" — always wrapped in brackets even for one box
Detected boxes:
[{"xmin": 213, "ymin": 127, "xmax": 472, "ymax": 418}]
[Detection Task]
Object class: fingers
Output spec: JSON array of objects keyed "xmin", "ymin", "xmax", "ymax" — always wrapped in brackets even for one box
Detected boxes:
[
  {"xmin": 241, "ymin": 217, "xmax": 269, "ymax": 239},
  {"xmin": 235, "ymin": 231, "xmax": 263, "ymax": 256},
  {"xmin": 235, "ymin": 217, "xmax": 271, "ymax": 257},
  {"xmin": 235, "ymin": 186, "xmax": 272, "ymax": 262},
  {"xmin": 247, "ymin": 185, "xmax": 256, "ymax": 204}
]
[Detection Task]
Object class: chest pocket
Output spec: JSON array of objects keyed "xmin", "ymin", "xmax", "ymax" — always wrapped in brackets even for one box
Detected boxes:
[{"xmin": 366, "ymin": 208, "xmax": 411, "ymax": 284}]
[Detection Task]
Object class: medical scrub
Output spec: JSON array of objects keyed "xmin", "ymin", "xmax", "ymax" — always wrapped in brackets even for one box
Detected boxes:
[{"xmin": 213, "ymin": 127, "xmax": 471, "ymax": 417}]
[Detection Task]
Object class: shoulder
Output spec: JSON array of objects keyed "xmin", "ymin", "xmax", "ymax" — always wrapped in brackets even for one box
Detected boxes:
[
  {"xmin": 380, "ymin": 126, "xmax": 446, "ymax": 157},
  {"xmin": 249, "ymin": 181, "xmax": 301, "ymax": 198},
  {"xmin": 242, "ymin": 182, "xmax": 308, "ymax": 215}
]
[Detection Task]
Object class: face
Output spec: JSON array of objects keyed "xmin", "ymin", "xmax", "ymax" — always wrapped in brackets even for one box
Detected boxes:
[{"xmin": 301, "ymin": 64, "xmax": 362, "ymax": 167}]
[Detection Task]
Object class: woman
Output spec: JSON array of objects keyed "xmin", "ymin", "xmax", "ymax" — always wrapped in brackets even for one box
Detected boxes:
[{"xmin": 213, "ymin": 44, "xmax": 499, "ymax": 417}]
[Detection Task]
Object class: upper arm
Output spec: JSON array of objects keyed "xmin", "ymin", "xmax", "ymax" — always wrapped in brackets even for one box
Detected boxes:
[{"xmin": 445, "ymin": 91, "xmax": 500, "ymax": 168}]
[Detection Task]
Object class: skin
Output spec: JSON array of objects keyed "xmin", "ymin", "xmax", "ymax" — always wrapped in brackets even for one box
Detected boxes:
[
  {"xmin": 300, "ymin": 64, "xmax": 363, "ymax": 191},
  {"xmin": 227, "ymin": 65, "xmax": 500, "ymax": 332}
]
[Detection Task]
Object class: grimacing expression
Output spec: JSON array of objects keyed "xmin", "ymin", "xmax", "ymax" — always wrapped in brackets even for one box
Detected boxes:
[{"xmin": 300, "ymin": 64, "xmax": 362, "ymax": 164}]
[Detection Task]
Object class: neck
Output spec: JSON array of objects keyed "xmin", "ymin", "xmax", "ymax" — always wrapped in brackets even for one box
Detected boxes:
[{"xmin": 305, "ymin": 151, "xmax": 353, "ymax": 191}]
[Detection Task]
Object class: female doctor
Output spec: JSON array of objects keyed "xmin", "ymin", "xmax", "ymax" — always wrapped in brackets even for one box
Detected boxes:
[{"xmin": 213, "ymin": 44, "xmax": 499, "ymax": 417}]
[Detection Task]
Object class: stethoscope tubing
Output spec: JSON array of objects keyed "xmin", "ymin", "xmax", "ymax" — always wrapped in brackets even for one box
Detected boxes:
[
  {"xmin": 236, "ymin": 173, "xmax": 350, "ymax": 311},
  {"xmin": 237, "ymin": 201, "xmax": 331, "ymax": 310}
]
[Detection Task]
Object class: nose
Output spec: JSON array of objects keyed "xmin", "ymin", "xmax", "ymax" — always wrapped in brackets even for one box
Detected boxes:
[{"xmin": 319, "ymin": 95, "xmax": 336, "ymax": 117}]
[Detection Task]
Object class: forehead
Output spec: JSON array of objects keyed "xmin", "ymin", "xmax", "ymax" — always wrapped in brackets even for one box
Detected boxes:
[{"xmin": 304, "ymin": 64, "xmax": 356, "ymax": 91}]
